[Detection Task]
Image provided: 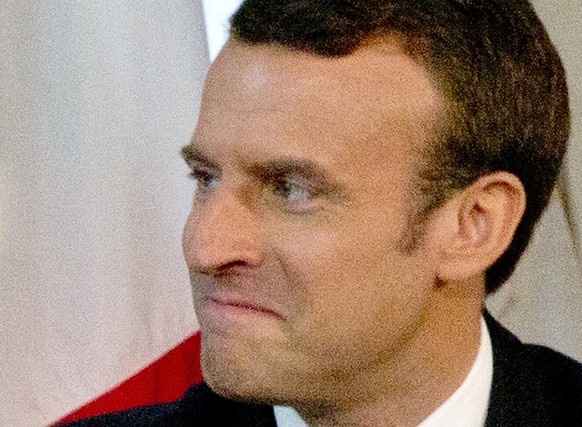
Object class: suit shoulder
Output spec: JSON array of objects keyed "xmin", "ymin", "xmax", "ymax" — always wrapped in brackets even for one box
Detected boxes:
[
  {"xmin": 524, "ymin": 343, "xmax": 582, "ymax": 392},
  {"xmin": 521, "ymin": 343, "xmax": 582, "ymax": 424},
  {"xmin": 59, "ymin": 383, "xmax": 216, "ymax": 427},
  {"xmin": 485, "ymin": 312, "xmax": 582, "ymax": 425},
  {"xmin": 59, "ymin": 383, "xmax": 276, "ymax": 427}
]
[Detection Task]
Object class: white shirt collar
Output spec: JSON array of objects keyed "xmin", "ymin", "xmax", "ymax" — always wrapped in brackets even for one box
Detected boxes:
[
  {"xmin": 417, "ymin": 317, "xmax": 493, "ymax": 426},
  {"xmin": 274, "ymin": 317, "xmax": 493, "ymax": 427}
]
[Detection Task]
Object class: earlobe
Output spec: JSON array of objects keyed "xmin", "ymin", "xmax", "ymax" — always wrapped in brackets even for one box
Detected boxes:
[{"xmin": 435, "ymin": 172, "xmax": 526, "ymax": 283}]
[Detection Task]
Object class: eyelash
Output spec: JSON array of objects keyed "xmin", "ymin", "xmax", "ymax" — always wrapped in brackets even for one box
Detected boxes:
[
  {"xmin": 271, "ymin": 178, "xmax": 313, "ymax": 200},
  {"xmin": 188, "ymin": 168, "xmax": 220, "ymax": 190}
]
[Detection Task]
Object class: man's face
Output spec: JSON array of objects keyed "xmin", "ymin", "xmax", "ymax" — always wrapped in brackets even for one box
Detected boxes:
[{"xmin": 183, "ymin": 41, "xmax": 443, "ymax": 405}]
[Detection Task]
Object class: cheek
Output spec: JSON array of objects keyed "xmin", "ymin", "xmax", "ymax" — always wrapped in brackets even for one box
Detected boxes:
[
  {"xmin": 182, "ymin": 212, "xmax": 194, "ymax": 257},
  {"xmin": 276, "ymin": 225, "xmax": 433, "ymax": 368}
]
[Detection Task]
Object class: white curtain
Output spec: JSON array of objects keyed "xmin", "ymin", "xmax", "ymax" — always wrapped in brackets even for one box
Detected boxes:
[{"xmin": 0, "ymin": 1, "xmax": 209, "ymax": 425}]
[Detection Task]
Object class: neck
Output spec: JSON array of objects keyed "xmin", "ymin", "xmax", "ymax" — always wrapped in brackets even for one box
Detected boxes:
[{"xmin": 296, "ymin": 278, "xmax": 484, "ymax": 427}]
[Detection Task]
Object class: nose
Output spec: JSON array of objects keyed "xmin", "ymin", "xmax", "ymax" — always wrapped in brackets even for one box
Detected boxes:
[{"xmin": 182, "ymin": 187, "xmax": 264, "ymax": 275}]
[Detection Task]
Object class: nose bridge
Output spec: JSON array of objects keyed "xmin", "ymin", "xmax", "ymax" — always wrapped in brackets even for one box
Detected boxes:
[{"xmin": 184, "ymin": 185, "xmax": 263, "ymax": 272}]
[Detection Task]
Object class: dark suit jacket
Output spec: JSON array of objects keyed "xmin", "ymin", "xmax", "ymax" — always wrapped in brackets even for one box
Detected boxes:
[{"xmin": 64, "ymin": 313, "xmax": 582, "ymax": 426}]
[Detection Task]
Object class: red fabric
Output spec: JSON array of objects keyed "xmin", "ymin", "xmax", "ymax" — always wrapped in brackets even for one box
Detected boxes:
[{"xmin": 57, "ymin": 332, "xmax": 203, "ymax": 424}]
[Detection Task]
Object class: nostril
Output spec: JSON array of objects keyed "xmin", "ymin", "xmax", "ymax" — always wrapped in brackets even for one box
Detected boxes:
[
  {"xmin": 214, "ymin": 260, "xmax": 254, "ymax": 275},
  {"xmin": 192, "ymin": 260, "xmax": 253, "ymax": 278}
]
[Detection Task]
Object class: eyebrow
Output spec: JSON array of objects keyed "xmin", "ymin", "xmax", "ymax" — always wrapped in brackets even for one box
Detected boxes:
[
  {"xmin": 180, "ymin": 144, "xmax": 350, "ymax": 202},
  {"xmin": 181, "ymin": 145, "xmax": 215, "ymax": 168}
]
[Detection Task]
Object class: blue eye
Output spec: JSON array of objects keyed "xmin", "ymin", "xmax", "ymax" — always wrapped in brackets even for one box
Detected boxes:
[
  {"xmin": 275, "ymin": 180, "xmax": 311, "ymax": 202},
  {"xmin": 189, "ymin": 169, "xmax": 220, "ymax": 191},
  {"xmin": 270, "ymin": 178, "xmax": 319, "ymax": 213}
]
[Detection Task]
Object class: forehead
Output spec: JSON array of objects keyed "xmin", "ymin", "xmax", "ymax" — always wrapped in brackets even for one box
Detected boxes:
[{"xmin": 195, "ymin": 40, "xmax": 441, "ymax": 170}]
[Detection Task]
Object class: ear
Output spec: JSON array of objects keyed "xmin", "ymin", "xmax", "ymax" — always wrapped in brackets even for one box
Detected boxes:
[{"xmin": 432, "ymin": 172, "xmax": 526, "ymax": 282}]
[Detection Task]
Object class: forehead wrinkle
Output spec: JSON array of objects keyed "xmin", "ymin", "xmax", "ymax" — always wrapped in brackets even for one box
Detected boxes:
[{"xmin": 196, "ymin": 98, "xmax": 354, "ymax": 174}]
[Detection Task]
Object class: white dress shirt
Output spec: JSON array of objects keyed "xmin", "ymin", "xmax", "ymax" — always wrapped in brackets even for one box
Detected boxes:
[{"xmin": 274, "ymin": 317, "xmax": 493, "ymax": 427}]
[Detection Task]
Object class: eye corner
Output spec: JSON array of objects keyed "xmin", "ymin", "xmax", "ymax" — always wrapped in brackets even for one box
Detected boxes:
[{"xmin": 188, "ymin": 165, "xmax": 221, "ymax": 191}]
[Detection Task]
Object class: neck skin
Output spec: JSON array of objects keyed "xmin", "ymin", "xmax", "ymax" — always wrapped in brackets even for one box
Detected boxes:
[{"xmin": 295, "ymin": 276, "xmax": 484, "ymax": 427}]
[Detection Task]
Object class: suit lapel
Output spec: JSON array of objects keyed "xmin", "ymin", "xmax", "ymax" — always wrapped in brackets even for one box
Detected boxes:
[
  {"xmin": 220, "ymin": 399, "xmax": 277, "ymax": 427},
  {"xmin": 484, "ymin": 311, "xmax": 553, "ymax": 426},
  {"xmin": 181, "ymin": 382, "xmax": 278, "ymax": 427}
]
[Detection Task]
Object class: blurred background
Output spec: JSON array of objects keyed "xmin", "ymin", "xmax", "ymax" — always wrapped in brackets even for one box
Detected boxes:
[{"xmin": 0, "ymin": 1, "xmax": 581, "ymax": 425}]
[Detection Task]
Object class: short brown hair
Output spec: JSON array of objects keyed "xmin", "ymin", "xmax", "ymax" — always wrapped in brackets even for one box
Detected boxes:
[{"xmin": 230, "ymin": 0, "xmax": 570, "ymax": 293}]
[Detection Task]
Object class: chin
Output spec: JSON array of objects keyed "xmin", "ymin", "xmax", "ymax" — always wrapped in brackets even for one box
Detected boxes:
[
  {"xmin": 202, "ymin": 366, "xmax": 286, "ymax": 406},
  {"xmin": 201, "ymin": 351, "xmax": 334, "ymax": 411},
  {"xmin": 200, "ymin": 340, "xmax": 283, "ymax": 405},
  {"xmin": 204, "ymin": 375, "xmax": 269, "ymax": 404},
  {"xmin": 198, "ymin": 331, "xmax": 325, "ymax": 406}
]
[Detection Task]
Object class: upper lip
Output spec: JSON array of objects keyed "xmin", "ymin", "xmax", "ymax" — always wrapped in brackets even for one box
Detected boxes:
[{"xmin": 207, "ymin": 295, "xmax": 285, "ymax": 319}]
